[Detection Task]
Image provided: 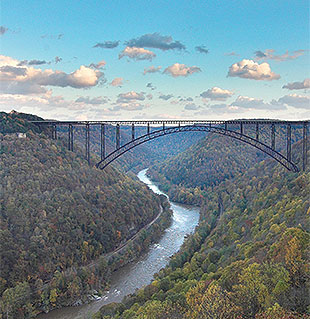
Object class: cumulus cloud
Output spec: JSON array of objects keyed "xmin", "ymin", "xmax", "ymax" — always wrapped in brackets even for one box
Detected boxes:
[
  {"xmin": 126, "ymin": 32, "xmax": 185, "ymax": 51},
  {"xmin": 231, "ymin": 95, "xmax": 286, "ymax": 110},
  {"xmin": 159, "ymin": 94, "xmax": 173, "ymax": 100},
  {"xmin": 93, "ymin": 41, "xmax": 120, "ymax": 49},
  {"xmin": 75, "ymin": 96, "xmax": 107, "ymax": 105},
  {"xmin": 200, "ymin": 87, "xmax": 234, "ymax": 101},
  {"xmin": 228, "ymin": 59, "xmax": 280, "ymax": 81},
  {"xmin": 143, "ymin": 66, "xmax": 162, "ymax": 75},
  {"xmin": 0, "ymin": 26, "xmax": 8, "ymax": 35},
  {"xmin": 117, "ymin": 91, "xmax": 145, "ymax": 103},
  {"xmin": 277, "ymin": 94, "xmax": 310, "ymax": 109},
  {"xmin": 195, "ymin": 46, "xmax": 209, "ymax": 54},
  {"xmin": 119, "ymin": 47, "xmax": 156, "ymax": 61},
  {"xmin": 282, "ymin": 78, "xmax": 310, "ymax": 90},
  {"xmin": 0, "ymin": 55, "xmax": 105, "ymax": 94},
  {"xmin": 164, "ymin": 63, "xmax": 201, "ymax": 77},
  {"xmin": 55, "ymin": 56, "xmax": 62, "ymax": 64},
  {"xmin": 110, "ymin": 77, "xmax": 123, "ymax": 87},
  {"xmin": 254, "ymin": 49, "xmax": 306, "ymax": 62}
]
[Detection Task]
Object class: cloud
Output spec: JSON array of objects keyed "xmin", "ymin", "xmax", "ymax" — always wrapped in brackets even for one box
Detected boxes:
[
  {"xmin": 146, "ymin": 82, "xmax": 156, "ymax": 90},
  {"xmin": 0, "ymin": 26, "xmax": 8, "ymax": 35},
  {"xmin": 143, "ymin": 66, "xmax": 162, "ymax": 75},
  {"xmin": 228, "ymin": 59, "xmax": 280, "ymax": 81},
  {"xmin": 117, "ymin": 91, "xmax": 145, "ymax": 103},
  {"xmin": 126, "ymin": 32, "xmax": 185, "ymax": 51},
  {"xmin": 184, "ymin": 103, "xmax": 200, "ymax": 110},
  {"xmin": 159, "ymin": 94, "xmax": 173, "ymax": 100},
  {"xmin": 164, "ymin": 63, "xmax": 201, "ymax": 77},
  {"xmin": 200, "ymin": 87, "xmax": 234, "ymax": 101},
  {"xmin": 75, "ymin": 96, "xmax": 107, "ymax": 105},
  {"xmin": 110, "ymin": 102, "xmax": 148, "ymax": 112},
  {"xmin": 277, "ymin": 94, "xmax": 310, "ymax": 109},
  {"xmin": 55, "ymin": 56, "xmax": 62, "ymax": 64},
  {"xmin": 89, "ymin": 59, "xmax": 106, "ymax": 69},
  {"xmin": 282, "ymin": 78, "xmax": 310, "ymax": 90},
  {"xmin": 41, "ymin": 33, "xmax": 63, "ymax": 40},
  {"xmin": 195, "ymin": 46, "xmax": 209, "ymax": 54},
  {"xmin": 254, "ymin": 49, "xmax": 306, "ymax": 62},
  {"xmin": 28, "ymin": 59, "xmax": 48, "ymax": 65},
  {"xmin": 110, "ymin": 77, "xmax": 123, "ymax": 87},
  {"xmin": 224, "ymin": 52, "xmax": 239, "ymax": 56},
  {"xmin": 93, "ymin": 41, "xmax": 120, "ymax": 49},
  {"xmin": 231, "ymin": 95, "xmax": 286, "ymax": 110},
  {"xmin": 119, "ymin": 47, "xmax": 156, "ymax": 61},
  {"xmin": 0, "ymin": 55, "xmax": 105, "ymax": 94},
  {"xmin": 146, "ymin": 93, "xmax": 153, "ymax": 100}
]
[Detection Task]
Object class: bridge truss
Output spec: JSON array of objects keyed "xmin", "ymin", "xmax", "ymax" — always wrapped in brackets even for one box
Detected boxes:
[{"xmin": 31, "ymin": 120, "xmax": 309, "ymax": 172}]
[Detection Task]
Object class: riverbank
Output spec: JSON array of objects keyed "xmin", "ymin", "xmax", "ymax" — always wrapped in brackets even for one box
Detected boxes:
[{"xmin": 37, "ymin": 169, "xmax": 200, "ymax": 319}]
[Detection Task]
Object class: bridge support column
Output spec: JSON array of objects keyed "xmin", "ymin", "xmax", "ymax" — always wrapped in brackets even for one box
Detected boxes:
[
  {"xmin": 68, "ymin": 124, "xmax": 73, "ymax": 151},
  {"xmin": 240, "ymin": 122, "xmax": 243, "ymax": 135},
  {"xmin": 101, "ymin": 124, "xmax": 105, "ymax": 161},
  {"xmin": 287, "ymin": 124, "xmax": 291, "ymax": 162},
  {"xmin": 147, "ymin": 123, "xmax": 150, "ymax": 135},
  {"xmin": 132, "ymin": 123, "xmax": 135, "ymax": 141},
  {"xmin": 303, "ymin": 122, "xmax": 308, "ymax": 171},
  {"xmin": 224, "ymin": 122, "xmax": 227, "ymax": 131},
  {"xmin": 271, "ymin": 123, "xmax": 275, "ymax": 150},
  {"xmin": 163, "ymin": 122, "xmax": 165, "ymax": 133},
  {"xmin": 51, "ymin": 124, "xmax": 57, "ymax": 140},
  {"xmin": 86, "ymin": 123, "xmax": 90, "ymax": 165},
  {"xmin": 256, "ymin": 123, "xmax": 259, "ymax": 141},
  {"xmin": 116, "ymin": 124, "xmax": 120, "ymax": 149}
]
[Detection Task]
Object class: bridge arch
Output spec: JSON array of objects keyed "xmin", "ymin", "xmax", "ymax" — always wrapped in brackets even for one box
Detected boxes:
[{"xmin": 96, "ymin": 124, "xmax": 299, "ymax": 172}]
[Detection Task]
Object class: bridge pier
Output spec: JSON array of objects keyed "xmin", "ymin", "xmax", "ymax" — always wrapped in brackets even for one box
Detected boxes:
[
  {"xmin": 51, "ymin": 124, "xmax": 57, "ymax": 140},
  {"xmin": 86, "ymin": 123, "xmax": 90, "ymax": 165},
  {"xmin": 240, "ymin": 122, "xmax": 243, "ymax": 135},
  {"xmin": 256, "ymin": 123, "xmax": 259, "ymax": 141},
  {"xmin": 68, "ymin": 124, "xmax": 73, "ymax": 151},
  {"xmin": 147, "ymin": 123, "xmax": 150, "ymax": 134},
  {"xmin": 271, "ymin": 123, "xmax": 275, "ymax": 150},
  {"xmin": 101, "ymin": 124, "xmax": 105, "ymax": 161},
  {"xmin": 116, "ymin": 124, "xmax": 120, "ymax": 149},
  {"xmin": 287, "ymin": 124, "xmax": 291, "ymax": 162},
  {"xmin": 303, "ymin": 121, "xmax": 308, "ymax": 171},
  {"xmin": 132, "ymin": 123, "xmax": 135, "ymax": 141}
]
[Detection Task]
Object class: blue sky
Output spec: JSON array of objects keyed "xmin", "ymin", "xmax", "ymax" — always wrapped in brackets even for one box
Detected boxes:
[{"xmin": 0, "ymin": 0, "xmax": 309, "ymax": 120}]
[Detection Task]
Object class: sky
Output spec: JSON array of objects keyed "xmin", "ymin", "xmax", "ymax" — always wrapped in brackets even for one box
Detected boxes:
[{"xmin": 0, "ymin": 0, "xmax": 309, "ymax": 120}]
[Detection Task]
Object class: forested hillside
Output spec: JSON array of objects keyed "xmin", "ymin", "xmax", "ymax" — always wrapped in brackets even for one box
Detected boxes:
[
  {"xmin": 0, "ymin": 112, "xmax": 172, "ymax": 317},
  {"xmin": 96, "ymin": 139, "xmax": 310, "ymax": 318},
  {"xmin": 149, "ymin": 125, "xmax": 304, "ymax": 205}
]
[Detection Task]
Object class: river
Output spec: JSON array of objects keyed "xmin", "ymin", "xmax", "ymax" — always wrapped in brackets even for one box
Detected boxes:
[{"xmin": 38, "ymin": 168, "xmax": 200, "ymax": 319}]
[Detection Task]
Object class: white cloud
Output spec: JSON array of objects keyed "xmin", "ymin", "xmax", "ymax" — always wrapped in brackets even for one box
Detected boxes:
[
  {"xmin": 231, "ymin": 95, "xmax": 286, "ymax": 110},
  {"xmin": 282, "ymin": 78, "xmax": 310, "ymax": 90},
  {"xmin": 228, "ymin": 59, "xmax": 280, "ymax": 81},
  {"xmin": 163, "ymin": 63, "xmax": 201, "ymax": 77},
  {"xmin": 110, "ymin": 77, "xmax": 123, "ymax": 87},
  {"xmin": 159, "ymin": 94, "xmax": 173, "ymax": 100},
  {"xmin": 143, "ymin": 66, "xmax": 162, "ymax": 75},
  {"xmin": 200, "ymin": 87, "xmax": 234, "ymax": 101},
  {"xmin": 119, "ymin": 47, "xmax": 156, "ymax": 61},
  {"xmin": 184, "ymin": 103, "xmax": 200, "ymax": 110},
  {"xmin": 75, "ymin": 96, "xmax": 107, "ymax": 105},
  {"xmin": 278, "ymin": 94, "xmax": 310, "ymax": 109},
  {"xmin": 0, "ymin": 55, "xmax": 104, "ymax": 94},
  {"xmin": 117, "ymin": 91, "xmax": 145, "ymax": 103},
  {"xmin": 110, "ymin": 102, "xmax": 148, "ymax": 111}
]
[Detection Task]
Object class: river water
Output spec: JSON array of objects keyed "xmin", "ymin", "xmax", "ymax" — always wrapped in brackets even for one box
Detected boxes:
[{"xmin": 38, "ymin": 169, "xmax": 200, "ymax": 319}]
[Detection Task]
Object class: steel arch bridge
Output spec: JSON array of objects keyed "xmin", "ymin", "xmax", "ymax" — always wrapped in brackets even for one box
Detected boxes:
[{"xmin": 31, "ymin": 120, "xmax": 309, "ymax": 172}]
